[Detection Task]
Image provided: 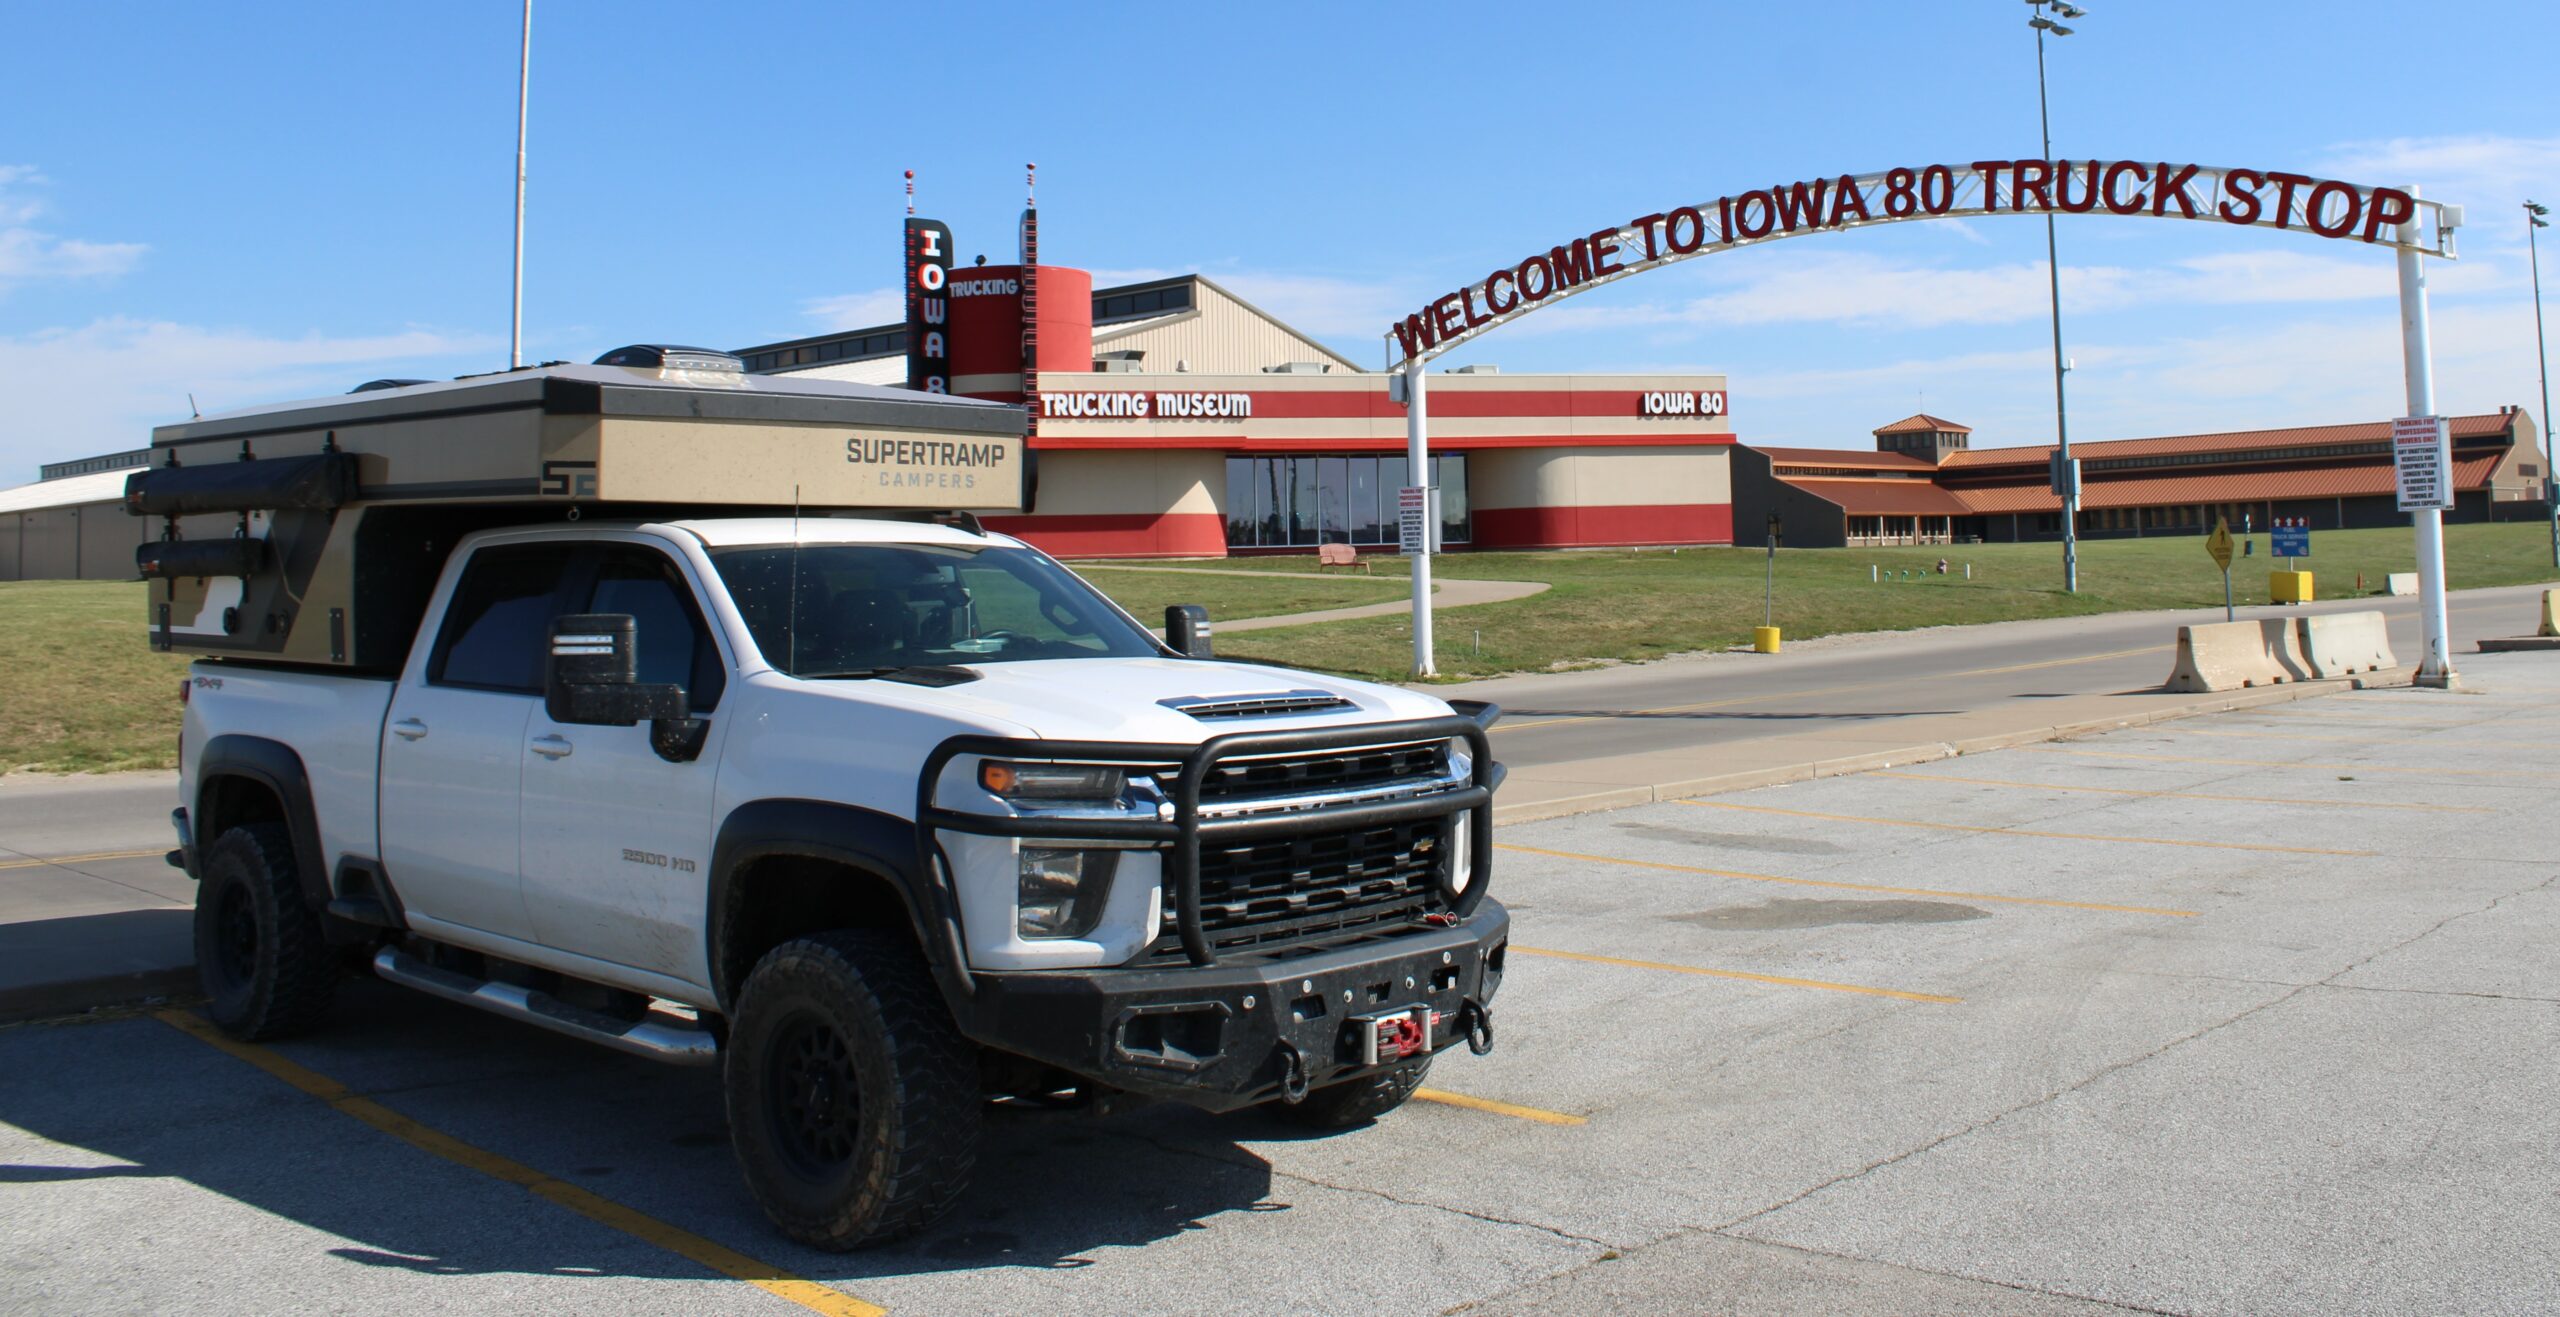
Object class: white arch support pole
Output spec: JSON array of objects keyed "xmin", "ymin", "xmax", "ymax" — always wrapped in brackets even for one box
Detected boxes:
[
  {"xmin": 2397, "ymin": 194, "xmax": 2457, "ymax": 687},
  {"xmin": 1405, "ymin": 357, "xmax": 1435, "ymax": 678}
]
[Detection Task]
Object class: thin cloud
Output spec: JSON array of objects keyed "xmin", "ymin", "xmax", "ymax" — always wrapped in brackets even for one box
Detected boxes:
[
  {"xmin": 0, "ymin": 318, "xmax": 501, "ymax": 478},
  {"xmin": 0, "ymin": 165, "xmax": 145, "ymax": 291},
  {"xmin": 800, "ymin": 287, "xmax": 903, "ymax": 332}
]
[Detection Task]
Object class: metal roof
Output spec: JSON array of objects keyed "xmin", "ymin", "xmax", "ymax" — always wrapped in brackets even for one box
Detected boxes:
[
  {"xmin": 1940, "ymin": 413, "xmax": 2515, "ymax": 469},
  {"xmin": 1872, "ymin": 412, "xmax": 1973, "ymax": 435},
  {"xmin": 0, "ymin": 468, "xmax": 132, "ymax": 515},
  {"xmin": 1753, "ymin": 445, "xmax": 1938, "ymax": 471},
  {"xmin": 1786, "ymin": 477, "xmax": 1979, "ymax": 517}
]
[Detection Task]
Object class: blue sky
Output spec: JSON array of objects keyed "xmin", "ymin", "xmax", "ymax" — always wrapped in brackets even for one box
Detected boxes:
[{"xmin": 4, "ymin": 1, "xmax": 2556, "ymax": 480}]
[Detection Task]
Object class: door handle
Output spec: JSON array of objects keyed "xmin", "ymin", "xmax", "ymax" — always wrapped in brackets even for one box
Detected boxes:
[
  {"xmin": 391, "ymin": 718, "xmax": 428, "ymax": 741},
  {"xmin": 530, "ymin": 734, "xmax": 574, "ymax": 760}
]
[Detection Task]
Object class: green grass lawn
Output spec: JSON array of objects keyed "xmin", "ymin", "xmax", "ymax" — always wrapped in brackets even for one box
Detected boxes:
[
  {"xmin": 1211, "ymin": 523, "xmax": 2560, "ymax": 682},
  {"xmin": 6, "ymin": 523, "xmax": 2552, "ymax": 772},
  {"xmin": 1067, "ymin": 566, "xmax": 1406, "ymax": 626},
  {"xmin": 0, "ymin": 581, "xmax": 190, "ymax": 774}
]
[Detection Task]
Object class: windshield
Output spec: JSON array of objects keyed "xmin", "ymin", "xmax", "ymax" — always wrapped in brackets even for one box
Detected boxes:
[{"xmin": 708, "ymin": 541, "xmax": 1162, "ymax": 676}]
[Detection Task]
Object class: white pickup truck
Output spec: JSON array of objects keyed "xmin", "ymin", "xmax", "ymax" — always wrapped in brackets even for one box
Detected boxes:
[{"xmin": 172, "ymin": 513, "xmax": 1507, "ymax": 1247}]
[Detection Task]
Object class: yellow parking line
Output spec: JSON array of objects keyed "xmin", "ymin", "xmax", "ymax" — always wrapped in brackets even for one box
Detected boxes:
[
  {"xmin": 1498, "ymin": 841, "xmax": 2195, "ymax": 917},
  {"xmin": 0, "ymin": 847, "xmax": 166, "ymax": 872},
  {"xmin": 2018, "ymin": 745, "xmax": 2550, "ymax": 780},
  {"xmin": 156, "ymin": 1010, "xmax": 885, "ymax": 1317},
  {"xmin": 1677, "ymin": 799, "xmax": 2370, "ymax": 856},
  {"xmin": 1494, "ymin": 645, "xmax": 2166, "ymax": 734},
  {"xmin": 1509, "ymin": 945, "xmax": 1961, "ymax": 1004},
  {"xmin": 1868, "ymin": 770, "xmax": 2495, "ymax": 814},
  {"xmin": 1413, "ymin": 1088, "xmax": 1587, "ymax": 1126}
]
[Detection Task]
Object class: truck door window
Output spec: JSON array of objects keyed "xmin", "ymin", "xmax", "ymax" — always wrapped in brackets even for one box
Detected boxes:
[
  {"xmin": 429, "ymin": 544, "xmax": 577, "ymax": 693},
  {"xmin": 586, "ymin": 547, "xmax": 726, "ymax": 711}
]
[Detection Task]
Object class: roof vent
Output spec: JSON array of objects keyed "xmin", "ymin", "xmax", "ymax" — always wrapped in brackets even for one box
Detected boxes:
[
  {"xmin": 1446, "ymin": 364, "xmax": 1499, "ymax": 374},
  {"xmin": 349, "ymin": 378, "xmax": 433, "ymax": 393},
  {"xmin": 1159, "ymin": 690, "xmax": 1355, "ymax": 720},
  {"xmin": 1095, "ymin": 350, "xmax": 1145, "ymax": 374},
  {"xmin": 594, "ymin": 345, "xmax": 745, "ymax": 374},
  {"xmin": 1261, "ymin": 362, "xmax": 1332, "ymax": 374}
]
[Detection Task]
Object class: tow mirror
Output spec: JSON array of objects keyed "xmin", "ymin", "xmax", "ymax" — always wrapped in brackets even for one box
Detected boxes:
[
  {"xmin": 545, "ymin": 615, "xmax": 703, "ymax": 760},
  {"xmin": 1165, "ymin": 604, "xmax": 1213, "ymax": 658}
]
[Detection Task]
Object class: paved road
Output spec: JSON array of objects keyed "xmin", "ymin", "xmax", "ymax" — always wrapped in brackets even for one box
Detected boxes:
[
  {"xmin": 5, "ymin": 652, "xmax": 2553, "ymax": 1314},
  {"xmin": 1457, "ymin": 582, "xmax": 2556, "ymax": 773}
]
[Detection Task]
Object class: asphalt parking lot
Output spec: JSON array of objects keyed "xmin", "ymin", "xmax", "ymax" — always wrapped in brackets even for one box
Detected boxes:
[{"xmin": 5, "ymin": 655, "xmax": 2555, "ymax": 1316}]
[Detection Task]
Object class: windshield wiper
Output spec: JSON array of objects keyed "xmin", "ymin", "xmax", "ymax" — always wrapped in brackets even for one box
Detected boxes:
[{"xmin": 800, "ymin": 664, "xmax": 981, "ymax": 687}]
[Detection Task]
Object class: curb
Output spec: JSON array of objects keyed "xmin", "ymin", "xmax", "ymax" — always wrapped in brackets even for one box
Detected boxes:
[
  {"xmin": 1487, "ymin": 674, "xmax": 2389, "ymax": 827},
  {"xmin": 0, "ymin": 966, "xmax": 199, "ymax": 1026}
]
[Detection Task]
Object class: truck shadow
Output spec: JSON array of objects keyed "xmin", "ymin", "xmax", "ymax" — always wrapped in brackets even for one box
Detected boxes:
[{"xmin": 0, "ymin": 981, "xmax": 1282, "ymax": 1286}]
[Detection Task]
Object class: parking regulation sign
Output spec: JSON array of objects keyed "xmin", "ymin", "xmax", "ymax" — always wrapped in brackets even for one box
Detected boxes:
[{"xmin": 2393, "ymin": 415, "xmax": 2453, "ymax": 511}]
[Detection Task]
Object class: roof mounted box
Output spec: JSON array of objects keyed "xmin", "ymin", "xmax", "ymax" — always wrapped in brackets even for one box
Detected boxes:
[{"xmin": 131, "ymin": 363, "xmax": 1026, "ymax": 667}]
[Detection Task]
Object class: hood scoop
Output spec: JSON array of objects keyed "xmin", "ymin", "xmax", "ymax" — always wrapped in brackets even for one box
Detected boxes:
[{"xmin": 1159, "ymin": 689, "xmax": 1355, "ymax": 720}]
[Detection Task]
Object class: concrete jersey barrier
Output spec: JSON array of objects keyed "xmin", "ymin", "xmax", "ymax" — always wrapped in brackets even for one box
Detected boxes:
[
  {"xmin": 2297, "ymin": 609, "xmax": 2398, "ymax": 678},
  {"xmin": 2165, "ymin": 618, "xmax": 2315, "ymax": 692}
]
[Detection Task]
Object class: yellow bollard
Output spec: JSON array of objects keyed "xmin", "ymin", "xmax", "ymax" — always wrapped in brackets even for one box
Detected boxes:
[
  {"xmin": 1753, "ymin": 625, "xmax": 1782, "ymax": 654},
  {"xmin": 2269, "ymin": 570, "xmax": 2313, "ymax": 604}
]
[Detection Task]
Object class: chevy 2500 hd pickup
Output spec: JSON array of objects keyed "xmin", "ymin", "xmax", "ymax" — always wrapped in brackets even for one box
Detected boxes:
[{"xmin": 140, "ymin": 351, "xmax": 1507, "ymax": 1248}]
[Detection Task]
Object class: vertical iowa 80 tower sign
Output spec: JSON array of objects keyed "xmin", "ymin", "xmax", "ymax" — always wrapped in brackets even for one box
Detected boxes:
[{"xmin": 906, "ymin": 215, "xmax": 954, "ymax": 393}]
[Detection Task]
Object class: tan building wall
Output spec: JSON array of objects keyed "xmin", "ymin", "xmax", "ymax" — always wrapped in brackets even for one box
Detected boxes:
[{"xmin": 1092, "ymin": 278, "xmax": 1361, "ymax": 375}]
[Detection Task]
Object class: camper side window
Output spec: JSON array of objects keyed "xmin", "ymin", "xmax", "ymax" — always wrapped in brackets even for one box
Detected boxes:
[{"xmin": 430, "ymin": 544, "xmax": 578, "ymax": 694}]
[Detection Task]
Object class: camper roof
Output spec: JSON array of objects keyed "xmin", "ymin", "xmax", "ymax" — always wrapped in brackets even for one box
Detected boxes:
[{"xmin": 151, "ymin": 362, "xmax": 1022, "ymax": 448}]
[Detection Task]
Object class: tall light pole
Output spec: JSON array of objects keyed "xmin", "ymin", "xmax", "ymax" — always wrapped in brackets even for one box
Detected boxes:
[
  {"xmin": 2029, "ymin": 0, "xmax": 2086, "ymax": 591},
  {"xmin": 510, "ymin": 0, "xmax": 532, "ymax": 370},
  {"xmin": 2529, "ymin": 200, "xmax": 2554, "ymax": 567}
]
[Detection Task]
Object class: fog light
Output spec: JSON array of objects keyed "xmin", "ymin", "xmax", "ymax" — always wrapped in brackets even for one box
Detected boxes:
[{"xmin": 1018, "ymin": 847, "xmax": 1119, "ymax": 939}]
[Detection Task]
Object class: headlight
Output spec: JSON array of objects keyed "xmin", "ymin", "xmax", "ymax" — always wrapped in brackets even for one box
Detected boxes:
[
  {"xmin": 981, "ymin": 760, "xmax": 1127, "ymax": 801},
  {"xmin": 1018, "ymin": 847, "xmax": 1119, "ymax": 939}
]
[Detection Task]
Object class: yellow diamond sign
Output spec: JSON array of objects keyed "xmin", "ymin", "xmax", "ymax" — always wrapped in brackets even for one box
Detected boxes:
[{"xmin": 2206, "ymin": 518, "xmax": 2235, "ymax": 571}]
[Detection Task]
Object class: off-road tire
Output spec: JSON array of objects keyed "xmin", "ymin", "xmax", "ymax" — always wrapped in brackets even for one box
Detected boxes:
[
  {"xmin": 724, "ymin": 930, "xmax": 980, "ymax": 1250},
  {"xmin": 1271, "ymin": 1056, "xmax": 1433, "ymax": 1129},
  {"xmin": 194, "ymin": 822, "xmax": 337, "ymax": 1040}
]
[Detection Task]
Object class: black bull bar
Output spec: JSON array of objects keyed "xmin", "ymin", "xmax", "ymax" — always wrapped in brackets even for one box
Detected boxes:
[{"xmin": 915, "ymin": 705, "xmax": 1501, "ymax": 972}]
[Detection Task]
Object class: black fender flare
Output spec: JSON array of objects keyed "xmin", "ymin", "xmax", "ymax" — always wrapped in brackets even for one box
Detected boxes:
[
  {"xmin": 705, "ymin": 799, "xmax": 971, "ymax": 1014},
  {"xmin": 193, "ymin": 734, "xmax": 331, "ymax": 911}
]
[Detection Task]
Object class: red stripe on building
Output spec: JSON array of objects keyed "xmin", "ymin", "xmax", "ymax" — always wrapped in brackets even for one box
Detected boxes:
[
  {"xmin": 983, "ymin": 511, "xmax": 1227, "ymax": 559},
  {"xmin": 1029, "ymin": 433, "xmax": 1740, "ymax": 452},
  {"xmin": 1472, "ymin": 503, "xmax": 1734, "ymax": 549},
  {"xmin": 1036, "ymin": 389, "xmax": 1726, "ymax": 421}
]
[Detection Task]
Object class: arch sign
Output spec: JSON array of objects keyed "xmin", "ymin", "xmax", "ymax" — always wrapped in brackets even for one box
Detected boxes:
[
  {"xmin": 1380, "ymin": 157, "xmax": 2466, "ymax": 682},
  {"xmin": 1390, "ymin": 160, "xmax": 2458, "ymax": 364}
]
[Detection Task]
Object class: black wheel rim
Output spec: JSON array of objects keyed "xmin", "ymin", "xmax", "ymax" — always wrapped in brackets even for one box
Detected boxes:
[
  {"xmin": 766, "ymin": 1011, "xmax": 861, "ymax": 1174},
  {"xmin": 210, "ymin": 879, "xmax": 258, "ymax": 991}
]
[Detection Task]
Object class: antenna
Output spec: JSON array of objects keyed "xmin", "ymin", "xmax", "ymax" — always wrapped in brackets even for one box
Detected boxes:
[
  {"xmin": 903, "ymin": 168, "xmax": 914, "ymax": 217},
  {"xmin": 1026, "ymin": 161, "xmax": 1036, "ymax": 205},
  {"xmin": 788, "ymin": 484, "xmax": 802, "ymax": 675},
  {"xmin": 188, "ymin": 393, "xmax": 201, "ymax": 419}
]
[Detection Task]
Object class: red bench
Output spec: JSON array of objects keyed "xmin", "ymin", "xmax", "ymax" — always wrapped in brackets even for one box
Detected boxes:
[{"xmin": 1316, "ymin": 542, "xmax": 1370, "ymax": 572}]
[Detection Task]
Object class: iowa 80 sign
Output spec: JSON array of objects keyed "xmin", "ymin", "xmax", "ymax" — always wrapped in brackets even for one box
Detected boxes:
[{"xmin": 1390, "ymin": 158, "xmax": 2462, "ymax": 363}]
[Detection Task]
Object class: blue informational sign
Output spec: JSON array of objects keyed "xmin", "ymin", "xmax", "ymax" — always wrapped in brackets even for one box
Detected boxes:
[{"xmin": 2271, "ymin": 518, "xmax": 2311, "ymax": 558}]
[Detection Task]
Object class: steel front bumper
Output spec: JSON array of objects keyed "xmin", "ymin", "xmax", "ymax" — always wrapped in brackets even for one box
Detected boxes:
[{"xmin": 959, "ymin": 901, "xmax": 1508, "ymax": 1112}]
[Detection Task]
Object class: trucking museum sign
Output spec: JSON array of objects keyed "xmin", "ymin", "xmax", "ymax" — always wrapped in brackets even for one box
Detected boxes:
[{"xmin": 1389, "ymin": 159, "xmax": 2461, "ymax": 364}]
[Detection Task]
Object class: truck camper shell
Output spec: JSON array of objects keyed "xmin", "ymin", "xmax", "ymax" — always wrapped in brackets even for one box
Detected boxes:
[{"xmin": 129, "ymin": 359, "xmax": 1028, "ymax": 668}]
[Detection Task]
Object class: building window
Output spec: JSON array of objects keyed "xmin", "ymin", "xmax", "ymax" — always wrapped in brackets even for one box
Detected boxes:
[{"xmin": 1221, "ymin": 454, "xmax": 1469, "ymax": 549}]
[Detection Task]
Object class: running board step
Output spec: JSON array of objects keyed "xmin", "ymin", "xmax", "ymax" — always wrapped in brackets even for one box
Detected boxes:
[{"xmin": 372, "ymin": 947, "xmax": 717, "ymax": 1066}]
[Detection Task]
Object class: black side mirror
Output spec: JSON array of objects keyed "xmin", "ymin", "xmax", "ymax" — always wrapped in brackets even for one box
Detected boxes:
[
  {"xmin": 545, "ymin": 615, "xmax": 698, "ymax": 760},
  {"xmin": 1165, "ymin": 604, "xmax": 1213, "ymax": 658}
]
